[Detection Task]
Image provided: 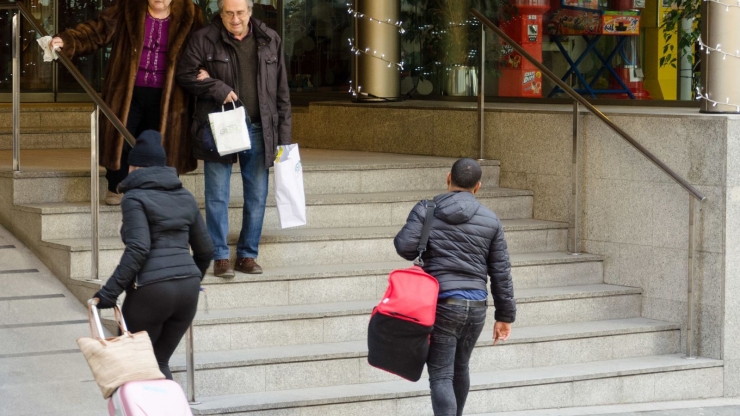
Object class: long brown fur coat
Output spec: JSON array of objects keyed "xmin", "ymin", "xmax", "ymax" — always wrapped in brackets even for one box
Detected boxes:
[{"xmin": 57, "ymin": 0, "xmax": 202, "ymax": 174}]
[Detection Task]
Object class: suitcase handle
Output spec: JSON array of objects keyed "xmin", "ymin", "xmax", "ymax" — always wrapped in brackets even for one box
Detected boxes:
[{"xmin": 86, "ymin": 298, "xmax": 129, "ymax": 341}]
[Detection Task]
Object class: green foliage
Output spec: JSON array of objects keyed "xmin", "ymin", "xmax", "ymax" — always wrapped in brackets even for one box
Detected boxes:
[{"xmin": 660, "ymin": 0, "xmax": 701, "ymax": 69}]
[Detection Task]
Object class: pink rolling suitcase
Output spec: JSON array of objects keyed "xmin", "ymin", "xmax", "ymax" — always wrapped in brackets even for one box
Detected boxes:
[{"xmin": 108, "ymin": 379, "xmax": 193, "ymax": 416}]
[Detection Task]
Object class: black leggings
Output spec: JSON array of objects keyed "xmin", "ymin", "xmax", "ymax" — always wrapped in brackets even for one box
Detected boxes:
[
  {"xmin": 121, "ymin": 276, "xmax": 200, "ymax": 379},
  {"xmin": 106, "ymin": 86, "xmax": 163, "ymax": 192}
]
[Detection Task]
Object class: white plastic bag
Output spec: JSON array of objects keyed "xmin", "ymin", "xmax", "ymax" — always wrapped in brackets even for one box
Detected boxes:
[
  {"xmin": 207, "ymin": 103, "xmax": 251, "ymax": 156},
  {"xmin": 274, "ymin": 144, "xmax": 306, "ymax": 228}
]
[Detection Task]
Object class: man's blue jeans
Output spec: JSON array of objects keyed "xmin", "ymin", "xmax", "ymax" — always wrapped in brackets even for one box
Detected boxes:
[
  {"xmin": 204, "ymin": 123, "xmax": 268, "ymax": 261},
  {"xmin": 427, "ymin": 303, "xmax": 487, "ymax": 416}
]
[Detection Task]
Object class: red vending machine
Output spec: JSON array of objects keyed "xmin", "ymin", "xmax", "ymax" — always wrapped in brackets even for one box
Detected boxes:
[{"xmin": 498, "ymin": 0, "xmax": 551, "ymax": 97}]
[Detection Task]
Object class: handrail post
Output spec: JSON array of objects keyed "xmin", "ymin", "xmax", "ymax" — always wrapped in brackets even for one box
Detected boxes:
[
  {"xmin": 685, "ymin": 196, "xmax": 697, "ymax": 359},
  {"xmin": 477, "ymin": 24, "xmax": 486, "ymax": 161},
  {"xmin": 186, "ymin": 324, "xmax": 199, "ymax": 404},
  {"xmin": 12, "ymin": 12, "xmax": 20, "ymax": 172},
  {"xmin": 89, "ymin": 106, "xmax": 101, "ymax": 282},
  {"xmin": 570, "ymin": 101, "xmax": 581, "ymax": 255}
]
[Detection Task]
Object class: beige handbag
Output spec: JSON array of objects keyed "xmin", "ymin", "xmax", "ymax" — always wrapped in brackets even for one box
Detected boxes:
[{"xmin": 77, "ymin": 299, "xmax": 165, "ymax": 399}]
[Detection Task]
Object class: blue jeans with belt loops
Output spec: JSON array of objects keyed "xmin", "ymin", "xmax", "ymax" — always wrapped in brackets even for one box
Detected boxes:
[
  {"xmin": 427, "ymin": 303, "xmax": 487, "ymax": 416},
  {"xmin": 204, "ymin": 122, "xmax": 268, "ymax": 260}
]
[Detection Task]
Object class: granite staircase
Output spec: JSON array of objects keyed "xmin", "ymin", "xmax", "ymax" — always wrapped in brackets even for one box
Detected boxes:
[{"xmin": 0, "ymin": 105, "xmax": 723, "ymax": 415}]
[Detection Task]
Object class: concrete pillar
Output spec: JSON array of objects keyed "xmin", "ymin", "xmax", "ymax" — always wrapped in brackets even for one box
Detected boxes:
[
  {"xmin": 700, "ymin": 0, "xmax": 740, "ymax": 113},
  {"xmin": 351, "ymin": 0, "xmax": 401, "ymax": 102}
]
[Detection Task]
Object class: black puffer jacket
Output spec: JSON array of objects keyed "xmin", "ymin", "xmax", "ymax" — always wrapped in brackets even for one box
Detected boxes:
[
  {"xmin": 394, "ymin": 191, "xmax": 516, "ymax": 323},
  {"xmin": 98, "ymin": 167, "xmax": 214, "ymax": 301}
]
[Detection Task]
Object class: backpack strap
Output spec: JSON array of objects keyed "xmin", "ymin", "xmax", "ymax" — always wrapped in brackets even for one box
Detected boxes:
[{"xmin": 415, "ymin": 200, "xmax": 437, "ymax": 266}]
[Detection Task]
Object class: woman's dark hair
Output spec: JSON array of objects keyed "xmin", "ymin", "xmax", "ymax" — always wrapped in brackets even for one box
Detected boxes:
[{"xmin": 450, "ymin": 158, "xmax": 482, "ymax": 190}]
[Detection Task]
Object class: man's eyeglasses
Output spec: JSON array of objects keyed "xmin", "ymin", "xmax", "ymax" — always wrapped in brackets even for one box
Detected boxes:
[{"xmin": 222, "ymin": 10, "xmax": 248, "ymax": 19}]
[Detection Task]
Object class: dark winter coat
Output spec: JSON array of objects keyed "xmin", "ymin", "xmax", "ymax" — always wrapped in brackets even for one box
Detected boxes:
[
  {"xmin": 56, "ymin": 0, "xmax": 202, "ymax": 174},
  {"xmin": 97, "ymin": 166, "xmax": 214, "ymax": 301},
  {"xmin": 394, "ymin": 191, "xmax": 516, "ymax": 323},
  {"xmin": 175, "ymin": 16, "xmax": 292, "ymax": 167}
]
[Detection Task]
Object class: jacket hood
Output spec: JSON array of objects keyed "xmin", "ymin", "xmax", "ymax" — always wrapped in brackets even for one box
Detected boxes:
[
  {"xmin": 118, "ymin": 166, "xmax": 183, "ymax": 193},
  {"xmin": 433, "ymin": 191, "xmax": 480, "ymax": 225}
]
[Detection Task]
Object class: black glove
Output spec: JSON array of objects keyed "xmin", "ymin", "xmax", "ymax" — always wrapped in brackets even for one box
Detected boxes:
[{"xmin": 93, "ymin": 291, "xmax": 117, "ymax": 309}]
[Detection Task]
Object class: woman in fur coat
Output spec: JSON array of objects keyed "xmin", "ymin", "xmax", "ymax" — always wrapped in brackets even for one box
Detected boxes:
[{"xmin": 51, "ymin": 0, "xmax": 202, "ymax": 205}]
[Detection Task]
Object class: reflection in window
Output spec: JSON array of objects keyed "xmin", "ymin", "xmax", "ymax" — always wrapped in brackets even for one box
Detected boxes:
[{"xmin": 283, "ymin": 0, "xmax": 352, "ymax": 92}]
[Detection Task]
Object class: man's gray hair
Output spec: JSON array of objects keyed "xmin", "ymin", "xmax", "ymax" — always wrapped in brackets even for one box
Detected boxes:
[{"xmin": 217, "ymin": 0, "xmax": 253, "ymax": 13}]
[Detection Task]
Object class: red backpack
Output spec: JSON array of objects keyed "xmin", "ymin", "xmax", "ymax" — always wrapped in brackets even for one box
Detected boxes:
[{"xmin": 367, "ymin": 201, "xmax": 439, "ymax": 381}]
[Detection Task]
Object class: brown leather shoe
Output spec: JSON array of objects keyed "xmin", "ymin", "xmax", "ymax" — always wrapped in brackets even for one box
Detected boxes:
[
  {"xmin": 213, "ymin": 259, "xmax": 235, "ymax": 278},
  {"xmin": 235, "ymin": 258, "xmax": 263, "ymax": 274}
]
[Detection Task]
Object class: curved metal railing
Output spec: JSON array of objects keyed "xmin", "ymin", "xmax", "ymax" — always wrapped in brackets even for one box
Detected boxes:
[{"xmin": 2, "ymin": 1, "xmax": 201, "ymax": 404}]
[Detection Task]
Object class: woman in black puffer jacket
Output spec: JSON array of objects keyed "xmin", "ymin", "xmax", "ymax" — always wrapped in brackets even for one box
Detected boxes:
[{"xmin": 94, "ymin": 130, "xmax": 214, "ymax": 379}]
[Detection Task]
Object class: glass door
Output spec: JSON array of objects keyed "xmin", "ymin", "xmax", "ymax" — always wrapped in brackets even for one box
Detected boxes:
[
  {"xmin": 55, "ymin": 0, "xmax": 111, "ymax": 100},
  {"xmin": 0, "ymin": 0, "xmax": 55, "ymax": 101}
]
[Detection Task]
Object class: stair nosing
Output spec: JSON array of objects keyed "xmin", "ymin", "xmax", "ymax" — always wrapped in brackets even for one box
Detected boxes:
[
  {"xmin": 142, "ymin": 284, "xmax": 642, "ymax": 326},
  {"xmin": 43, "ymin": 219, "xmax": 569, "ymax": 251},
  {"xmin": 0, "ymin": 126, "xmax": 90, "ymax": 134},
  {"xmin": 169, "ymin": 318, "xmax": 680, "ymax": 372},
  {"xmin": 0, "ymin": 158, "xmax": 501, "ymax": 179},
  {"xmin": 14, "ymin": 188, "xmax": 534, "ymax": 214},
  {"xmin": 192, "ymin": 253, "xmax": 603, "ymax": 285},
  {"xmin": 187, "ymin": 355, "xmax": 723, "ymax": 414}
]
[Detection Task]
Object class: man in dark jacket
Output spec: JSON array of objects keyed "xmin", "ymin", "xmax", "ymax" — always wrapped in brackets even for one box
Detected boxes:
[
  {"xmin": 94, "ymin": 130, "xmax": 214, "ymax": 379},
  {"xmin": 176, "ymin": 0, "xmax": 292, "ymax": 277},
  {"xmin": 394, "ymin": 158, "xmax": 516, "ymax": 416}
]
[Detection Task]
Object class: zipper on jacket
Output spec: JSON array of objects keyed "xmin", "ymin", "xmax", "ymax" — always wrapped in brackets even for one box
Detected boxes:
[{"xmin": 226, "ymin": 44, "xmax": 240, "ymax": 104}]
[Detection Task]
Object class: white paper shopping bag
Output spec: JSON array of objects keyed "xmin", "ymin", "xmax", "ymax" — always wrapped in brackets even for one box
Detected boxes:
[
  {"xmin": 274, "ymin": 144, "xmax": 306, "ymax": 228},
  {"xmin": 208, "ymin": 103, "xmax": 251, "ymax": 156}
]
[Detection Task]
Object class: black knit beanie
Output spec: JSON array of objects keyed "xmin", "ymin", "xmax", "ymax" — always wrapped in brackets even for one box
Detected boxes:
[{"xmin": 128, "ymin": 130, "xmax": 166, "ymax": 167}]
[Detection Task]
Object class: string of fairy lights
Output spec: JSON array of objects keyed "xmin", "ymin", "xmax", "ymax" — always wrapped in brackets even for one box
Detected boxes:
[
  {"xmin": 346, "ymin": 3, "xmax": 404, "ymax": 97},
  {"xmin": 698, "ymin": 35, "xmax": 740, "ymax": 60},
  {"xmin": 346, "ymin": 5, "xmax": 406, "ymax": 34},
  {"xmin": 695, "ymin": 0, "xmax": 740, "ymax": 112},
  {"xmin": 704, "ymin": 0, "xmax": 740, "ymax": 10},
  {"xmin": 696, "ymin": 89, "xmax": 740, "ymax": 112}
]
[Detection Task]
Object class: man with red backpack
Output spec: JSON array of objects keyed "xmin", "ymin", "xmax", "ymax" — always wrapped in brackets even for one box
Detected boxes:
[{"xmin": 394, "ymin": 158, "xmax": 516, "ymax": 416}]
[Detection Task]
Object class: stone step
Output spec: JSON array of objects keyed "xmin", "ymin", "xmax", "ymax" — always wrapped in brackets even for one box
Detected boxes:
[
  {"xmin": 167, "ymin": 284, "xmax": 641, "ymax": 353},
  {"xmin": 2, "ymin": 148, "xmax": 501, "ymax": 204},
  {"xmin": 0, "ymin": 127, "xmax": 91, "ymax": 150},
  {"xmin": 169, "ymin": 318, "xmax": 680, "ymax": 397},
  {"xmin": 0, "ymin": 103, "xmax": 94, "ymax": 129},
  {"xmin": 191, "ymin": 253, "xmax": 602, "ymax": 310},
  {"xmin": 187, "ymin": 354, "xmax": 723, "ymax": 415},
  {"xmin": 0, "ymin": 321, "xmax": 88, "ymax": 357},
  {"xmin": 0, "ymin": 293, "xmax": 89, "ymax": 327},
  {"xmin": 0, "ymin": 351, "xmax": 109, "ymax": 415},
  {"xmin": 15, "ymin": 188, "xmax": 534, "ymax": 240},
  {"xmin": 41, "ymin": 220, "xmax": 569, "ymax": 280}
]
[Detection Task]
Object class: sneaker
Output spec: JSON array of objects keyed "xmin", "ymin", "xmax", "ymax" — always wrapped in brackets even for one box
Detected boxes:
[
  {"xmin": 213, "ymin": 259, "xmax": 235, "ymax": 278},
  {"xmin": 235, "ymin": 258, "xmax": 263, "ymax": 274},
  {"xmin": 105, "ymin": 190, "xmax": 123, "ymax": 206}
]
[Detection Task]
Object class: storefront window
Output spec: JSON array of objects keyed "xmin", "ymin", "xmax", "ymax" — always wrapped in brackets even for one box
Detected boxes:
[
  {"xmin": 281, "ymin": 0, "xmax": 352, "ymax": 92},
  {"xmin": 0, "ymin": 0, "xmax": 55, "ymax": 95},
  {"xmin": 0, "ymin": 0, "xmax": 695, "ymax": 103}
]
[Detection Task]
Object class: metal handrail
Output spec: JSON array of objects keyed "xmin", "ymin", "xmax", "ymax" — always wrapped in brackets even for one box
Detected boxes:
[
  {"xmin": 470, "ymin": 9, "xmax": 705, "ymax": 202},
  {"xmin": 1, "ymin": 1, "xmax": 136, "ymax": 148},
  {"xmin": 3, "ymin": 1, "xmax": 195, "ymax": 402},
  {"xmin": 471, "ymin": 8, "xmax": 703, "ymax": 359}
]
